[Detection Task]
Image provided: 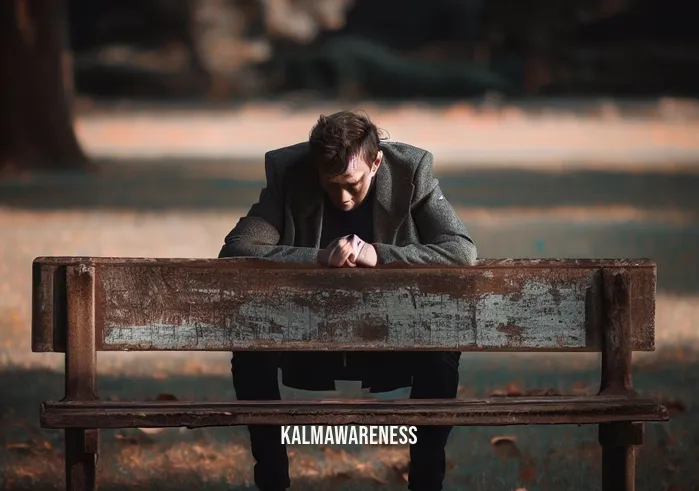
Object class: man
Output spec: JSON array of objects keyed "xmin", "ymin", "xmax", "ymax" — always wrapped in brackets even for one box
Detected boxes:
[{"xmin": 218, "ymin": 110, "xmax": 477, "ymax": 491}]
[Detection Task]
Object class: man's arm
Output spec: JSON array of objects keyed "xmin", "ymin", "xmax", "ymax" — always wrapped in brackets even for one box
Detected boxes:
[
  {"xmin": 218, "ymin": 153, "xmax": 319, "ymax": 263},
  {"xmin": 373, "ymin": 151, "xmax": 477, "ymax": 266}
]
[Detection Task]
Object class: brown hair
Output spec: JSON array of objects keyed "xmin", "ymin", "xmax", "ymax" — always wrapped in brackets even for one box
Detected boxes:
[{"xmin": 308, "ymin": 111, "xmax": 385, "ymax": 176}]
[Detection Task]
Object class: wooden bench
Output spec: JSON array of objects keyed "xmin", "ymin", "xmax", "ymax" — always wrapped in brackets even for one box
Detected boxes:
[{"xmin": 32, "ymin": 257, "xmax": 669, "ymax": 491}]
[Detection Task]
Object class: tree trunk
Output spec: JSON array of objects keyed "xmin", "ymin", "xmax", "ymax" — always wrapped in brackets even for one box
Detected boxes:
[{"xmin": 0, "ymin": 0, "xmax": 92, "ymax": 175}]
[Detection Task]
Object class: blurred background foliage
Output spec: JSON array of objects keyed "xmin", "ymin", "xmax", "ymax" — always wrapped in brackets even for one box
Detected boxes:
[{"xmin": 67, "ymin": 0, "xmax": 699, "ymax": 100}]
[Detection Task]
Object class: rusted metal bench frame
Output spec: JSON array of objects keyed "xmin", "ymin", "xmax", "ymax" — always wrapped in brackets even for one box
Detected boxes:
[{"xmin": 31, "ymin": 258, "xmax": 669, "ymax": 491}]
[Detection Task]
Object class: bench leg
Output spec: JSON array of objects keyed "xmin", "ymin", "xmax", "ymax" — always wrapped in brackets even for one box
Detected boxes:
[
  {"xmin": 63, "ymin": 265, "xmax": 99, "ymax": 490},
  {"xmin": 601, "ymin": 444, "xmax": 635, "ymax": 491},
  {"xmin": 65, "ymin": 429, "xmax": 98, "ymax": 491},
  {"xmin": 599, "ymin": 422, "xmax": 643, "ymax": 491}
]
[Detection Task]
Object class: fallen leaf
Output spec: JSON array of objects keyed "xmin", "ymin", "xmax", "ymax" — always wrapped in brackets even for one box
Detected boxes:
[
  {"xmin": 490, "ymin": 435, "xmax": 522, "ymax": 459},
  {"xmin": 491, "ymin": 435, "xmax": 517, "ymax": 444},
  {"xmin": 518, "ymin": 457, "xmax": 537, "ymax": 483},
  {"xmin": 5, "ymin": 441, "xmax": 31, "ymax": 450},
  {"xmin": 575, "ymin": 442, "xmax": 601, "ymax": 461},
  {"xmin": 138, "ymin": 427, "xmax": 165, "ymax": 435},
  {"xmin": 155, "ymin": 393, "xmax": 177, "ymax": 401},
  {"xmin": 114, "ymin": 433, "xmax": 140, "ymax": 445},
  {"xmin": 190, "ymin": 444, "xmax": 217, "ymax": 460},
  {"xmin": 457, "ymin": 385, "xmax": 474, "ymax": 397},
  {"xmin": 7, "ymin": 439, "xmax": 52, "ymax": 456},
  {"xmin": 491, "ymin": 382, "xmax": 524, "ymax": 397},
  {"xmin": 571, "ymin": 381, "xmax": 592, "ymax": 394},
  {"xmin": 662, "ymin": 398, "xmax": 686, "ymax": 415},
  {"xmin": 301, "ymin": 467, "xmax": 319, "ymax": 477},
  {"xmin": 504, "ymin": 382, "xmax": 523, "ymax": 396},
  {"xmin": 390, "ymin": 461, "xmax": 409, "ymax": 482}
]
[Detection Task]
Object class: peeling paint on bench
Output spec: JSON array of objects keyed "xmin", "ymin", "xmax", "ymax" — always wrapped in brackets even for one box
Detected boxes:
[
  {"xmin": 101, "ymin": 279, "xmax": 587, "ymax": 350},
  {"xmin": 31, "ymin": 258, "xmax": 656, "ymax": 352}
]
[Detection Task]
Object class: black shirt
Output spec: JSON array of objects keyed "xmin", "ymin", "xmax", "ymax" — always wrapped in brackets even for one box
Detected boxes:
[{"xmin": 320, "ymin": 178, "xmax": 376, "ymax": 248}]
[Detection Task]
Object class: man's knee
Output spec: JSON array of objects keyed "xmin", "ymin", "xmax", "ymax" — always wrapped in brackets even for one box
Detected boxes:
[
  {"xmin": 232, "ymin": 352, "xmax": 282, "ymax": 402},
  {"xmin": 232, "ymin": 351, "xmax": 279, "ymax": 371},
  {"xmin": 415, "ymin": 351, "xmax": 461, "ymax": 374},
  {"xmin": 231, "ymin": 351, "xmax": 280, "ymax": 389}
]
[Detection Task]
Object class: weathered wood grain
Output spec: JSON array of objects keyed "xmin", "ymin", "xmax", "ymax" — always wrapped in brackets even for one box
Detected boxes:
[
  {"xmin": 40, "ymin": 396, "xmax": 669, "ymax": 428},
  {"xmin": 31, "ymin": 257, "xmax": 656, "ymax": 352}
]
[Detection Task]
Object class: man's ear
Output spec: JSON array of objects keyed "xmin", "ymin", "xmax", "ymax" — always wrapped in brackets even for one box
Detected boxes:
[{"xmin": 370, "ymin": 150, "xmax": 383, "ymax": 175}]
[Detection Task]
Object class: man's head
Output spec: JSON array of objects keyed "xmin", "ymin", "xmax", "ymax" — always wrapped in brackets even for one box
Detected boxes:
[{"xmin": 309, "ymin": 111, "xmax": 383, "ymax": 211}]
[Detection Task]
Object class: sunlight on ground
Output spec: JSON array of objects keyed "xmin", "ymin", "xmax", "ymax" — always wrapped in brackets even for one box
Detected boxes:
[{"xmin": 73, "ymin": 102, "xmax": 699, "ymax": 167}]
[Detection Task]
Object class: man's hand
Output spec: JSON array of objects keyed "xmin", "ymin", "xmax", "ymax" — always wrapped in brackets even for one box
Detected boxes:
[
  {"xmin": 318, "ymin": 234, "xmax": 377, "ymax": 268},
  {"xmin": 318, "ymin": 236, "xmax": 355, "ymax": 267},
  {"xmin": 348, "ymin": 234, "xmax": 377, "ymax": 267}
]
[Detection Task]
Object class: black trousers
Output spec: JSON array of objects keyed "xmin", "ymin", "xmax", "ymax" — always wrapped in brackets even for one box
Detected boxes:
[{"xmin": 231, "ymin": 351, "xmax": 461, "ymax": 491}]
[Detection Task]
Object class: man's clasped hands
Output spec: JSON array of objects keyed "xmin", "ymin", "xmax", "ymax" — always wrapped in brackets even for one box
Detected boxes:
[{"xmin": 317, "ymin": 234, "xmax": 378, "ymax": 268}]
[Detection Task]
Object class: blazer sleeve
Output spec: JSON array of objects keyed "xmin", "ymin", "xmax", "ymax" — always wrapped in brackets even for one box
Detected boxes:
[
  {"xmin": 373, "ymin": 151, "xmax": 477, "ymax": 266},
  {"xmin": 217, "ymin": 153, "xmax": 319, "ymax": 263}
]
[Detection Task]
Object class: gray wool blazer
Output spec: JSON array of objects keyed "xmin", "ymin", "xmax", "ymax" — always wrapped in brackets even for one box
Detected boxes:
[
  {"xmin": 218, "ymin": 140, "xmax": 477, "ymax": 265},
  {"xmin": 218, "ymin": 140, "xmax": 477, "ymax": 392}
]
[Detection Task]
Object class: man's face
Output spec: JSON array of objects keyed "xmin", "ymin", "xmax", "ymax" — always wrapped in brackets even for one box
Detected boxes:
[{"xmin": 319, "ymin": 151, "xmax": 382, "ymax": 211}]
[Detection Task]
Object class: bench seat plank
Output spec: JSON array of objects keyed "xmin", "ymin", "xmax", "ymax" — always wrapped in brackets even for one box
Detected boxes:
[{"xmin": 41, "ymin": 396, "xmax": 668, "ymax": 428}]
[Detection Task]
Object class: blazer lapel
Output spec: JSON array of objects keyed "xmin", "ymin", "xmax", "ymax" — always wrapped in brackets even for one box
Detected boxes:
[
  {"xmin": 372, "ymin": 153, "xmax": 414, "ymax": 245},
  {"xmin": 290, "ymin": 165, "xmax": 325, "ymax": 248}
]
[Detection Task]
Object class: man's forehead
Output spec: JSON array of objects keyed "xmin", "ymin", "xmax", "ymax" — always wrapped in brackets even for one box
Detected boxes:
[
  {"xmin": 325, "ymin": 155, "xmax": 368, "ymax": 182},
  {"xmin": 345, "ymin": 154, "xmax": 366, "ymax": 171}
]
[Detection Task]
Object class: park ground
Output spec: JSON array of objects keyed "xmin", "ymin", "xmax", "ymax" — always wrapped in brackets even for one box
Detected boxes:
[{"xmin": 1, "ymin": 99, "xmax": 698, "ymax": 490}]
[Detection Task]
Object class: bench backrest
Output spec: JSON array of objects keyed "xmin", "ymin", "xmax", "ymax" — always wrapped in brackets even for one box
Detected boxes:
[{"xmin": 31, "ymin": 257, "xmax": 656, "ymax": 353}]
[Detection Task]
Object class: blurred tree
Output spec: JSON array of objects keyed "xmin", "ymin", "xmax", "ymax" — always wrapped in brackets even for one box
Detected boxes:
[{"xmin": 0, "ymin": 0, "xmax": 90, "ymax": 175}]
